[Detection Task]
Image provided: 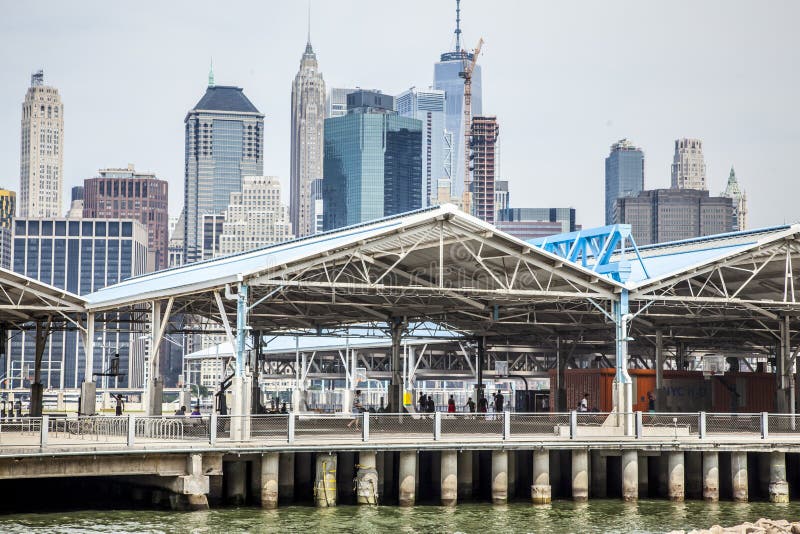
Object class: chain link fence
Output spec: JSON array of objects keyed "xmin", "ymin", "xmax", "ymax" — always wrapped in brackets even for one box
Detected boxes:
[
  {"xmin": 768, "ymin": 414, "xmax": 800, "ymax": 434},
  {"xmin": 441, "ymin": 413, "xmax": 503, "ymax": 439},
  {"xmin": 641, "ymin": 413, "xmax": 700, "ymax": 435},
  {"xmin": 0, "ymin": 416, "xmax": 42, "ymax": 445},
  {"xmin": 705, "ymin": 413, "xmax": 761, "ymax": 434},
  {"xmin": 368, "ymin": 413, "xmax": 434, "ymax": 440},
  {"xmin": 294, "ymin": 413, "xmax": 362, "ymax": 442},
  {"xmin": 250, "ymin": 414, "xmax": 289, "ymax": 441},
  {"xmin": 509, "ymin": 413, "xmax": 570, "ymax": 437}
]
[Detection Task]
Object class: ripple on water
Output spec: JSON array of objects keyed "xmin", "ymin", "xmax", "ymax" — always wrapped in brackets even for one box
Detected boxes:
[{"xmin": 0, "ymin": 501, "xmax": 799, "ymax": 534}]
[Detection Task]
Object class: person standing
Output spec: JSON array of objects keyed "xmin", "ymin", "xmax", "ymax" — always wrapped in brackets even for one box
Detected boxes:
[
  {"xmin": 466, "ymin": 397, "xmax": 476, "ymax": 413},
  {"xmin": 579, "ymin": 393, "xmax": 589, "ymax": 412},
  {"xmin": 495, "ymin": 391, "xmax": 505, "ymax": 412},
  {"xmin": 447, "ymin": 395, "xmax": 456, "ymax": 413},
  {"xmin": 347, "ymin": 389, "xmax": 363, "ymax": 430},
  {"xmin": 115, "ymin": 394, "xmax": 124, "ymax": 416}
]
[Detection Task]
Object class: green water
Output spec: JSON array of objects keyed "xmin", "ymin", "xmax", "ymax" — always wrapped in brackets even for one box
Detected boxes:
[{"xmin": 0, "ymin": 501, "xmax": 799, "ymax": 534}]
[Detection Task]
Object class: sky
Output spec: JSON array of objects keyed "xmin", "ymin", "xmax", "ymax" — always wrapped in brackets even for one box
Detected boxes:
[{"xmin": 0, "ymin": 0, "xmax": 798, "ymax": 229}]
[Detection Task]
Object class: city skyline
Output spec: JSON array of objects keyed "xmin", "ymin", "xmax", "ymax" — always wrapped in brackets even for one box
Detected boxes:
[{"xmin": 0, "ymin": 1, "xmax": 798, "ymax": 230}]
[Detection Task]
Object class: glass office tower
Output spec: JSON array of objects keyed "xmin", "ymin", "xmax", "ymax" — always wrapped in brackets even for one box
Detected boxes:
[
  {"xmin": 184, "ymin": 83, "xmax": 264, "ymax": 264},
  {"xmin": 323, "ymin": 91, "xmax": 422, "ymax": 230},
  {"xmin": 8, "ymin": 218, "xmax": 148, "ymax": 389},
  {"xmin": 605, "ymin": 139, "xmax": 644, "ymax": 225},
  {"xmin": 396, "ymin": 88, "xmax": 446, "ymax": 207}
]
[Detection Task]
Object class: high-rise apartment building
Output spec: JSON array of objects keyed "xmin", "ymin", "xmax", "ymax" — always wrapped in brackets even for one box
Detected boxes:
[
  {"xmin": 616, "ymin": 189, "xmax": 733, "ymax": 246},
  {"xmin": 9, "ymin": 218, "xmax": 148, "ymax": 388},
  {"xmin": 323, "ymin": 90, "xmax": 422, "ymax": 230},
  {"xmin": 396, "ymin": 88, "xmax": 447, "ymax": 207},
  {"xmin": 671, "ymin": 138, "xmax": 707, "ymax": 190},
  {"xmin": 722, "ymin": 166, "xmax": 747, "ymax": 232},
  {"xmin": 19, "ymin": 71, "xmax": 64, "ymax": 218},
  {"xmin": 496, "ymin": 207, "xmax": 579, "ymax": 242},
  {"xmin": 604, "ymin": 139, "xmax": 644, "ymax": 225},
  {"xmin": 83, "ymin": 164, "xmax": 169, "ymax": 271},
  {"xmin": 470, "ymin": 116, "xmax": 499, "ymax": 224},
  {"xmin": 219, "ymin": 176, "xmax": 293, "ymax": 256},
  {"xmin": 290, "ymin": 39, "xmax": 326, "ymax": 238},
  {"xmin": 184, "ymin": 77, "xmax": 264, "ymax": 264},
  {"xmin": 433, "ymin": 1, "xmax": 482, "ymax": 201}
]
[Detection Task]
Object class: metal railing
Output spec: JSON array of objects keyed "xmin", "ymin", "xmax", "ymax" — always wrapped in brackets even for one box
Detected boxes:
[{"xmin": 0, "ymin": 411, "xmax": 797, "ymax": 450}]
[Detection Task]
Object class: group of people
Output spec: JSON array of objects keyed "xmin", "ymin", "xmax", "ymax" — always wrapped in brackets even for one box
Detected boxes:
[
  {"xmin": 417, "ymin": 393, "xmax": 437, "ymax": 413},
  {"xmin": 173, "ymin": 405, "xmax": 202, "ymax": 417},
  {"xmin": 419, "ymin": 390, "xmax": 507, "ymax": 414}
]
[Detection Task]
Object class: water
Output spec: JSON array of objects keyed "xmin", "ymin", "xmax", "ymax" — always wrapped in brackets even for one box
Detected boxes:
[{"xmin": 1, "ymin": 501, "xmax": 799, "ymax": 534}]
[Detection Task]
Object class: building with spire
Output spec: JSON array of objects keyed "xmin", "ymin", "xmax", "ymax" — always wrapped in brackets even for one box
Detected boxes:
[
  {"xmin": 671, "ymin": 138, "xmax": 707, "ymax": 190},
  {"xmin": 433, "ymin": 0, "xmax": 482, "ymax": 202},
  {"xmin": 19, "ymin": 70, "xmax": 64, "ymax": 218},
  {"xmin": 183, "ymin": 68, "xmax": 264, "ymax": 263},
  {"xmin": 722, "ymin": 166, "xmax": 747, "ymax": 231},
  {"xmin": 290, "ymin": 28, "xmax": 326, "ymax": 237}
]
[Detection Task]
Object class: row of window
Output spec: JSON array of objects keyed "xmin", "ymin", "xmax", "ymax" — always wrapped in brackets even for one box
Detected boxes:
[{"xmin": 14, "ymin": 220, "xmax": 134, "ymax": 237}]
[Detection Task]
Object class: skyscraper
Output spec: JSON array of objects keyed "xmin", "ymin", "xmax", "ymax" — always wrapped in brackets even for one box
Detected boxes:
[
  {"xmin": 326, "ymin": 88, "xmax": 380, "ymax": 119},
  {"xmin": 396, "ymin": 88, "xmax": 446, "ymax": 207},
  {"xmin": 605, "ymin": 139, "xmax": 644, "ymax": 225},
  {"xmin": 19, "ymin": 70, "xmax": 64, "ymax": 218},
  {"xmin": 83, "ymin": 164, "xmax": 169, "ymax": 271},
  {"xmin": 290, "ymin": 38, "xmax": 326, "ymax": 238},
  {"xmin": 0, "ymin": 189, "xmax": 16, "ymax": 229},
  {"xmin": 433, "ymin": 0, "xmax": 482, "ymax": 201},
  {"xmin": 722, "ymin": 166, "xmax": 747, "ymax": 231},
  {"xmin": 66, "ymin": 186, "xmax": 83, "ymax": 219},
  {"xmin": 470, "ymin": 116, "xmax": 499, "ymax": 224},
  {"xmin": 494, "ymin": 180, "xmax": 509, "ymax": 220},
  {"xmin": 671, "ymin": 138, "xmax": 707, "ymax": 190},
  {"xmin": 496, "ymin": 207, "xmax": 580, "ymax": 241},
  {"xmin": 9, "ymin": 218, "xmax": 148, "ymax": 388},
  {"xmin": 183, "ymin": 72, "xmax": 264, "ymax": 264},
  {"xmin": 323, "ymin": 90, "xmax": 422, "ymax": 230},
  {"xmin": 219, "ymin": 176, "xmax": 293, "ymax": 255}
]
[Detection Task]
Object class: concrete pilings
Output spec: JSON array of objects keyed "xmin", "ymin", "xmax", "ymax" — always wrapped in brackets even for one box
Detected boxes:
[
  {"xmin": 260, "ymin": 452, "xmax": 280, "ymax": 509},
  {"xmin": 457, "ymin": 451, "xmax": 473, "ymax": 500},
  {"xmin": 315, "ymin": 453, "xmax": 337, "ymax": 507},
  {"xmin": 491, "ymin": 450, "xmax": 509, "ymax": 504},
  {"xmin": 572, "ymin": 449, "xmax": 589, "ymax": 502},
  {"xmin": 702, "ymin": 452, "xmax": 719, "ymax": 502},
  {"xmin": 768, "ymin": 452, "xmax": 789, "ymax": 503},
  {"xmin": 638, "ymin": 455, "xmax": 649, "ymax": 498},
  {"xmin": 398, "ymin": 450, "xmax": 416, "ymax": 507},
  {"xmin": 621, "ymin": 450, "xmax": 638, "ymax": 502},
  {"xmin": 441, "ymin": 450, "xmax": 458, "ymax": 506},
  {"xmin": 356, "ymin": 451, "xmax": 379, "ymax": 505},
  {"xmin": 668, "ymin": 451, "xmax": 685, "ymax": 502},
  {"xmin": 531, "ymin": 450, "xmax": 551, "ymax": 504},
  {"xmin": 731, "ymin": 451, "xmax": 748, "ymax": 502}
]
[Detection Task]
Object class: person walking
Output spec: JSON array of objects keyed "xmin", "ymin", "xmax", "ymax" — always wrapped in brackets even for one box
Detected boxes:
[
  {"xmin": 347, "ymin": 390, "xmax": 363, "ymax": 430},
  {"xmin": 418, "ymin": 393, "xmax": 427, "ymax": 413},
  {"xmin": 466, "ymin": 397, "xmax": 476, "ymax": 413},
  {"xmin": 115, "ymin": 394, "xmax": 124, "ymax": 416},
  {"xmin": 426, "ymin": 395, "xmax": 436, "ymax": 413},
  {"xmin": 447, "ymin": 395, "xmax": 456, "ymax": 413}
]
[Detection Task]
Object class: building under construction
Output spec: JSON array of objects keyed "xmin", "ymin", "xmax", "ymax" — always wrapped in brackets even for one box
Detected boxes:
[{"xmin": 470, "ymin": 115, "xmax": 499, "ymax": 224}]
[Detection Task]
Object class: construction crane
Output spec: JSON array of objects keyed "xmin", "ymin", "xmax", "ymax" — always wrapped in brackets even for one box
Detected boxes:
[{"xmin": 460, "ymin": 37, "xmax": 483, "ymax": 216}]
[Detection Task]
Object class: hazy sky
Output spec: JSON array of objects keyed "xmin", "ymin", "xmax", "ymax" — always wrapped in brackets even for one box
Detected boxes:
[{"xmin": 0, "ymin": 0, "xmax": 797, "ymax": 229}]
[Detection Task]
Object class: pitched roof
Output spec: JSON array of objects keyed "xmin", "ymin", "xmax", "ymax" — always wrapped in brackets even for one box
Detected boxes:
[{"xmin": 191, "ymin": 85, "xmax": 261, "ymax": 114}]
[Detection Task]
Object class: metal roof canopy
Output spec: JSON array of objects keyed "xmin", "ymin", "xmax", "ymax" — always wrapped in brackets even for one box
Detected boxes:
[
  {"xmin": 86, "ymin": 204, "xmax": 621, "ymax": 337},
  {"xmin": 0, "ymin": 267, "xmax": 85, "ymax": 326}
]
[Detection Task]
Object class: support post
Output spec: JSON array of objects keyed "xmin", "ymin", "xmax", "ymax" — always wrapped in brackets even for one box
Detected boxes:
[
  {"xmin": 357, "ymin": 451, "xmax": 379, "ymax": 505},
  {"xmin": 731, "ymin": 451, "xmax": 748, "ymax": 502},
  {"xmin": 655, "ymin": 329, "xmax": 665, "ymax": 411},
  {"xmin": 315, "ymin": 453, "xmax": 337, "ymax": 507},
  {"xmin": 491, "ymin": 450, "xmax": 508, "ymax": 504},
  {"xmin": 398, "ymin": 450, "xmax": 416, "ymax": 506},
  {"xmin": 572, "ymin": 449, "xmax": 588, "ymax": 501},
  {"xmin": 458, "ymin": 450, "xmax": 473, "ymax": 500},
  {"xmin": 699, "ymin": 411, "xmax": 706, "ymax": 439},
  {"xmin": 441, "ymin": 450, "xmax": 458, "ymax": 506},
  {"xmin": 476, "ymin": 336, "xmax": 486, "ymax": 406},
  {"xmin": 39, "ymin": 414, "xmax": 48, "ymax": 448},
  {"xmin": 702, "ymin": 451, "xmax": 719, "ymax": 502},
  {"xmin": 147, "ymin": 301, "xmax": 164, "ymax": 416},
  {"xmin": 79, "ymin": 313, "xmax": 96, "ymax": 416},
  {"xmin": 532, "ymin": 449, "xmax": 551, "ymax": 504},
  {"xmin": 667, "ymin": 451, "xmax": 685, "ymax": 502},
  {"xmin": 388, "ymin": 318, "xmax": 404, "ymax": 413},
  {"xmin": 613, "ymin": 289, "xmax": 633, "ymax": 435},
  {"xmin": 761, "ymin": 411, "xmax": 769, "ymax": 439},
  {"xmin": 570, "ymin": 410, "xmax": 577, "ymax": 439},
  {"xmin": 434, "ymin": 411, "xmax": 441, "ymax": 441},
  {"xmin": 30, "ymin": 320, "xmax": 50, "ymax": 417},
  {"xmin": 503, "ymin": 410, "xmax": 511, "ymax": 440},
  {"xmin": 209, "ymin": 411, "xmax": 217, "ymax": 445},
  {"xmin": 127, "ymin": 413, "xmax": 135, "ymax": 447},
  {"xmin": 621, "ymin": 449, "xmax": 638, "ymax": 502},
  {"xmin": 362, "ymin": 411, "xmax": 370, "ymax": 442},
  {"xmin": 635, "ymin": 411, "xmax": 643, "ymax": 438},
  {"xmin": 768, "ymin": 451, "xmax": 789, "ymax": 503},
  {"xmin": 261, "ymin": 452, "xmax": 280, "ymax": 509}
]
